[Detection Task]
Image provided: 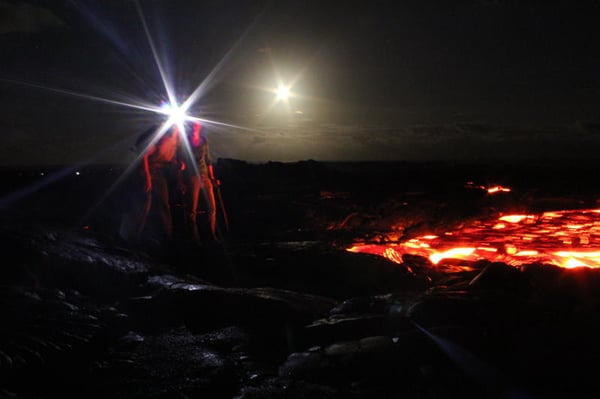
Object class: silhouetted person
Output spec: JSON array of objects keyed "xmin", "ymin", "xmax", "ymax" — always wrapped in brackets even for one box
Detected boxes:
[
  {"xmin": 180, "ymin": 122, "xmax": 218, "ymax": 242},
  {"xmin": 120, "ymin": 125, "xmax": 181, "ymax": 247}
]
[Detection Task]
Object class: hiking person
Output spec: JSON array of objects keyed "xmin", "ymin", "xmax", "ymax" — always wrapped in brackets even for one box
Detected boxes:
[
  {"xmin": 179, "ymin": 121, "xmax": 218, "ymax": 242},
  {"xmin": 120, "ymin": 125, "xmax": 182, "ymax": 247}
]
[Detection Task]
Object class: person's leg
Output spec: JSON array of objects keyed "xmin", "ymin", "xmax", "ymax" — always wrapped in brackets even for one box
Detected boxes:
[
  {"xmin": 189, "ymin": 176, "xmax": 201, "ymax": 241},
  {"xmin": 154, "ymin": 172, "xmax": 173, "ymax": 240},
  {"xmin": 201, "ymin": 176, "xmax": 218, "ymax": 240}
]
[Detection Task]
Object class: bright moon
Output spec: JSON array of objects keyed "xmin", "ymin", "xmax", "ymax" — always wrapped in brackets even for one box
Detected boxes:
[{"xmin": 276, "ymin": 85, "xmax": 290, "ymax": 100}]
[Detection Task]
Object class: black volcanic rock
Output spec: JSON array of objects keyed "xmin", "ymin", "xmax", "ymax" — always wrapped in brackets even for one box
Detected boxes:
[{"xmin": 2, "ymin": 160, "xmax": 600, "ymax": 398}]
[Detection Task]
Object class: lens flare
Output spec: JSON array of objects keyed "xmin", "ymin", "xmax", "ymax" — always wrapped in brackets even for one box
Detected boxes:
[
  {"xmin": 0, "ymin": 1, "xmax": 270, "ymax": 231},
  {"xmin": 276, "ymin": 84, "xmax": 290, "ymax": 100},
  {"xmin": 159, "ymin": 101, "xmax": 190, "ymax": 128}
]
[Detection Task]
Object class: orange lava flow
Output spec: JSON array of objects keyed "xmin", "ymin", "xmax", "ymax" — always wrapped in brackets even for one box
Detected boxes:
[{"xmin": 347, "ymin": 208, "xmax": 600, "ymax": 269}]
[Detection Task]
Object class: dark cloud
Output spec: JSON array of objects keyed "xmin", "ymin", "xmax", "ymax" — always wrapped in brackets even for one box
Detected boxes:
[
  {"xmin": 0, "ymin": 1, "xmax": 63, "ymax": 34},
  {"xmin": 203, "ymin": 119, "xmax": 600, "ymax": 163}
]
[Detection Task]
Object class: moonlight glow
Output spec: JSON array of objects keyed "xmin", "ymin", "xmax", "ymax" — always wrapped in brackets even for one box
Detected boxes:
[{"xmin": 276, "ymin": 84, "xmax": 290, "ymax": 100}]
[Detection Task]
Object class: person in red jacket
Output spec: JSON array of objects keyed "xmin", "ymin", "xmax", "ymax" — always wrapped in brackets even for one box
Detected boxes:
[
  {"xmin": 140, "ymin": 125, "xmax": 182, "ymax": 242},
  {"xmin": 120, "ymin": 124, "xmax": 182, "ymax": 247}
]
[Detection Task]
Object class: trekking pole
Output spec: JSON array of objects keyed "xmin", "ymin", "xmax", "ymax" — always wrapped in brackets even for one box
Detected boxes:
[{"xmin": 213, "ymin": 179, "xmax": 230, "ymax": 232}]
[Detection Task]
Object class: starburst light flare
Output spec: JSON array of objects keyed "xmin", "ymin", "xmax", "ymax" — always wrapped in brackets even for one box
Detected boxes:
[{"xmin": 3, "ymin": 1, "xmax": 268, "ymax": 215}]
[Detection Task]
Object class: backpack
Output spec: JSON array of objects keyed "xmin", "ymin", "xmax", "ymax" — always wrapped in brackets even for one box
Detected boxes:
[{"xmin": 133, "ymin": 125, "xmax": 158, "ymax": 154}]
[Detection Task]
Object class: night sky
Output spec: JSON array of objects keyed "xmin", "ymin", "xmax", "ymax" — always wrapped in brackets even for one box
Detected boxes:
[{"xmin": 1, "ymin": 0, "xmax": 599, "ymax": 166}]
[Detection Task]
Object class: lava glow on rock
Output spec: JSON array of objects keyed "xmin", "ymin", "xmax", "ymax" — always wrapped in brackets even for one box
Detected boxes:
[{"xmin": 348, "ymin": 208, "xmax": 600, "ymax": 269}]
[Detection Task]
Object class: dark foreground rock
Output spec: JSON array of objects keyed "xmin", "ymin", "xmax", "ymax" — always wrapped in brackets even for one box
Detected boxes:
[
  {"xmin": 3, "ymin": 160, "xmax": 600, "ymax": 399},
  {"xmin": 1, "ymin": 221, "xmax": 600, "ymax": 399}
]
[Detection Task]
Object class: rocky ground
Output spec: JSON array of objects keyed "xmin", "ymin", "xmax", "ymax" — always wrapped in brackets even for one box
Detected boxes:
[{"xmin": 2, "ymin": 159, "xmax": 600, "ymax": 398}]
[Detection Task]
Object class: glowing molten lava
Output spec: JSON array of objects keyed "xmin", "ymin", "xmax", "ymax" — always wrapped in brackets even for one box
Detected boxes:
[{"xmin": 348, "ymin": 208, "xmax": 600, "ymax": 269}]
